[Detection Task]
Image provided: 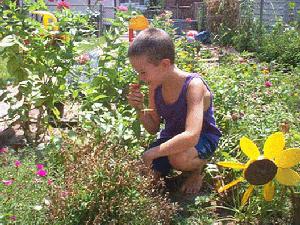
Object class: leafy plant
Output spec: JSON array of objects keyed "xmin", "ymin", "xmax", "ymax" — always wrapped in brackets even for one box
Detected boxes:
[
  {"xmin": 46, "ymin": 130, "xmax": 177, "ymax": 224},
  {"xmin": 0, "ymin": 0, "xmax": 91, "ymax": 145},
  {"xmin": 256, "ymin": 20, "xmax": 300, "ymax": 66}
]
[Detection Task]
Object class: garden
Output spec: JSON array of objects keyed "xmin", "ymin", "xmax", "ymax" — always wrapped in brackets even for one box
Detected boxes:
[{"xmin": 0, "ymin": 0, "xmax": 300, "ymax": 224}]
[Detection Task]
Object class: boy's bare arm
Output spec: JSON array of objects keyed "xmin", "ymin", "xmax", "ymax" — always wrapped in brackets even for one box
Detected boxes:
[{"xmin": 137, "ymin": 110, "xmax": 160, "ymax": 134}]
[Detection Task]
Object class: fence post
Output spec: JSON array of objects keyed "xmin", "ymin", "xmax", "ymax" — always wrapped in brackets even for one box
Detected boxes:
[
  {"xmin": 98, "ymin": 4, "xmax": 103, "ymax": 36},
  {"xmin": 259, "ymin": 0, "xmax": 264, "ymax": 27}
]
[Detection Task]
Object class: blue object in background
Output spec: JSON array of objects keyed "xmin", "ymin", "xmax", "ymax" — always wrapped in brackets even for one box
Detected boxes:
[{"xmin": 195, "ymin": 31, "xmax": 211, "ymax": 44}]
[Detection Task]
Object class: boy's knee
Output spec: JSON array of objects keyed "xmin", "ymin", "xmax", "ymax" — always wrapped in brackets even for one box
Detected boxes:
[{"xmin": 168, "ymin": 153, "xmax": 189, "ymax": 171}]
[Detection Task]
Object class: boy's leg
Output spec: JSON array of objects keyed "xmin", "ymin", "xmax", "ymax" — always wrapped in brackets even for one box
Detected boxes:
[
  {"xmin": 145, "ymin": 138, "xmax": 172, "ymax": 177},
  {"xmin": 168, "ymin": 147, "xmax": 207, "ymax": 193},
  {"xmin": 169, "ymin": 135, "xmax": 217, "ymax": 193}
]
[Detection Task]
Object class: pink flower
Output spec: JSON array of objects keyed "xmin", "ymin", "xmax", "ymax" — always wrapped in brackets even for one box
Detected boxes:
[
  {"xmin": 116, "ymin": 5, "xmax": 128, "ymax": 11},
  {"xmin": 160, "ymin": 12, "xmax": 166, "ymax": 17},
  {"xmin": 36, "ymin": 164, "xmax": 44, "ymax": 170},
  {"xmin": 47, "ymin": 179, "xmax": 53, "ymax": 185},
  {"xmin": 76, "ymin": 53, "xmax": 90, "ymax": 64},
  {"xmin": 57, "ymin": 0, "xmax": 70, "ymax": 9},
  {"xmin": 265, "ymin": 81, "xmax": 272, "ymax": 88},
  {"xmin": 2, "ymin": 179, "xmax": 13, "ymax": 186},
  {"xmin": 36, "ymin": 169, "xmax": 47, "ymax": 177},
  {"xmin": 185, "ymin": 18, "xmax": 192, "ymax": 23},
  {"xmin": 0, "ymin": 147, "xmax": 8, "ymax": 153},
  {"xmin": 15, "ymin": 160, "xmax": 21, "ymax": 167},
  {"xmin": 187, "ymin": 30, "xmax": 198, "ymax": 37},
  {"xmin": 60, "ymin": 191, "xmax": 69, "ymax": 198},
  {"xmin": 10, "ymin": 215, "xmax": 16, "ymax": 221}
]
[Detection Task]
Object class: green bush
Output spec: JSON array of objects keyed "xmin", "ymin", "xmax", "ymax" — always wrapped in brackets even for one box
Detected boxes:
[{"xmin": 257, "ymin": 21, "xmax": 300, "ymax": 66}]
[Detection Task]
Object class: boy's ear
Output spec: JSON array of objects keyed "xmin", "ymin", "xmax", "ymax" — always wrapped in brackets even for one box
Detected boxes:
[{"xmin": 160, "ymin": 58, "xmax": 171, "ymax": 68}]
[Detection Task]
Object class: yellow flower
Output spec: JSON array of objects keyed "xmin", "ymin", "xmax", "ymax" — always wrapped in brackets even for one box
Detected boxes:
[
  {"xmin": 261, "ymin": 67, "xmax": 270, "ymax": 75},
  {"xmin": 217, "ymin": 132, "xmax": 300, "ymax": 205}
]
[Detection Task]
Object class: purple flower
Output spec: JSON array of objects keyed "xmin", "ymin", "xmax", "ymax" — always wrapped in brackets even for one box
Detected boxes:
[
  {"xmin": 15, "ymin": 160, "xmax": 21, "ymax": 167},
  {"xmin": 36, "ymin": 169, "xmax": 47, "ymax": 177},
  {"xmin": 265, "ymin": 81, "xmax": 272, "ymax": 88},
  {"xmin": 36, "ymin": 164, "xmax": 44, "ymax": 170},
  {"xmin": 2, "ymin": 179, "xmax": 13, "ymax": 186}
]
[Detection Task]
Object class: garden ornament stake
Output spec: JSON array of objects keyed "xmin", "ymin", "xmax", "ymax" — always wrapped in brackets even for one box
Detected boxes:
[
  {"xmin": 217, "ymin": 132, "xmax": 300, "ymax": 205},
  {"xmin": 31, "ymin": 11, "xmax": 59, "ymax": 31},
  {"xmin": 128, "ymin": 15, "xmax": 149, "ymax": 42},
  {"xmin": 31, "ymin": 11, "xmax": 69, "ymax": 41}
]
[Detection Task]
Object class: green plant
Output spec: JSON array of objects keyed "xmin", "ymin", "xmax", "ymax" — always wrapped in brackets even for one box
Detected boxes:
[
  {"xmin": 256, "ymin": 20, "xmax": 300, "ymax": 66},
  {"xmin": 46, "ymin": 130, "xmax": 177, "ymax": 224},
  {"xmin": 0, "ymin": 0, "xmax": 94, "ymax": 145},
  {"xmin": 0, "ymin": 149, "xmax": 53, "ymax": 224}
]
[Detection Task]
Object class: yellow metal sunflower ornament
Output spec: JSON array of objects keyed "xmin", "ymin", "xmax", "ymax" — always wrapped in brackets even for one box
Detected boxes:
[
  {"xmin": 31, "ymin": 11, "xmax": 70, "ymax": 42},
  {"xmin": 217, "ymin": 132, "xmax": 300, "ymax": 205}
]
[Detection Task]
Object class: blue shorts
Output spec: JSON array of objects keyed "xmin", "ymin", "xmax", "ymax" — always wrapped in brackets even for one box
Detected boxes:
[{"xmin": 146, "ymin": 134, "xmax": 218, "ymax": 176}]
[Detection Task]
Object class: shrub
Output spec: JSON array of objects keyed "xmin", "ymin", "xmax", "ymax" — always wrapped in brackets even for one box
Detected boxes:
[
  {"xmin": 256, "ymin": 21, "xmax": 300, "ymax": 66},
  {"xmin": 47, "ymin": 131, "xmax": 177, "ymax": 224}
]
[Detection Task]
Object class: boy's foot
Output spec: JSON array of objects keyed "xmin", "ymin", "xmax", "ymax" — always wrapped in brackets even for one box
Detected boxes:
[{"xmin": 180, "ymin": 171, "xmax": 203, "ymax": 194}]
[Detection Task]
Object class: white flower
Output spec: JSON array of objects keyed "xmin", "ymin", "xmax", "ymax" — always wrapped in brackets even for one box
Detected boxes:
[
  {"xmin": 33, "ymin": 205, "xmax": 43, "ymax": 211},
  {"xmin": 44, "ymin": 198, "xmax": 51, "ymax": 206}
]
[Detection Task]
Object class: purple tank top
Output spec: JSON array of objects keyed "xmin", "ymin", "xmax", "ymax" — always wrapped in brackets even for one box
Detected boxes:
[{"xmin": 154, "ymin": 73, "xmax": 222, "ymax": 144}]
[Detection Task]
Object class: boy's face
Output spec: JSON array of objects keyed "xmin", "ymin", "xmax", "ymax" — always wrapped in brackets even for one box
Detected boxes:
[{"xmin": 129, "ymin": 55, "xmax": 170, "ymax": 86}]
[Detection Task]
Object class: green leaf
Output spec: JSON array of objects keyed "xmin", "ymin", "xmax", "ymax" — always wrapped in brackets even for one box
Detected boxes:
[
  {"xmin": 92, "ymin": 95, "xmax": 107, "ymax": 101},
  {"xmin": 72, "ymin": 90, "xmax": 79, "ymax": 98},
  {"xmin": 52, "ymin": 107, "xmax": 61, "ymax": 118},
  {"xmin": 132, "ymin": 118, "xmax": 141, "ymax": 139},
  {"xmin": 0, "ymin": 35, "xmax": 16, "ymax": 47}
]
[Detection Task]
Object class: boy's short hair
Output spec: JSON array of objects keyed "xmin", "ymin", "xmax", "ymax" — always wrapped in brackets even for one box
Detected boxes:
[{"xmin": 128, "ymin": 28, "xmax": 175, "ymax": 65}]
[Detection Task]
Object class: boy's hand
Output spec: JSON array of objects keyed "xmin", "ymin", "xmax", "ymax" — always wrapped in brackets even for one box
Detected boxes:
[
  {"xmin": 142, "ymin": 147, "xmax": 158, "ymax": 167},
  {"xmin": 127, "ymin": 83, "xmax": 144, "ymax": 111}
]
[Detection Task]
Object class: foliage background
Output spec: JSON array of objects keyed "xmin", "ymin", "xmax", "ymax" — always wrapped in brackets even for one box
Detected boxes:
[{"xmin": 0, "ymin": 0, "xmax": 300, "ymax": 224}]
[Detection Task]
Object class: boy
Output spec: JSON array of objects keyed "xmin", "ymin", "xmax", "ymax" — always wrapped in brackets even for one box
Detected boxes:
[{"xmin": 127, "ymin": 28, "xmax": 221, "ymax": 194}]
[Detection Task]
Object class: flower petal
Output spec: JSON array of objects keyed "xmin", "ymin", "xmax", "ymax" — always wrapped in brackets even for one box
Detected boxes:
[
  {"xmin": 275, "ymin": 148, "xmax": 300, "ymax": 168},
  {"xmin": 241, "ymin": 185, "xmax": 254, "ymax": 206},
  {"xmin": 263, "ymin": 181, "xmax": 275, "ymax": 201},
  {"xmin": 217, "ymin": 161, "xmax": 246, "ymax": 169},
  {"xmin": 263, "ymin": 132, "xmax": 285, "ymax": 159},
  {"xmin": 275, "ymin": 168, "xmax": 300, "ymax": 186},
  {"xmin": 240, "ymin": 137, "xmax": 260, "ymax": 160},
  {"xmin": 218, "ymin": 177, "xmax": 244, "ymax": 193}
]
